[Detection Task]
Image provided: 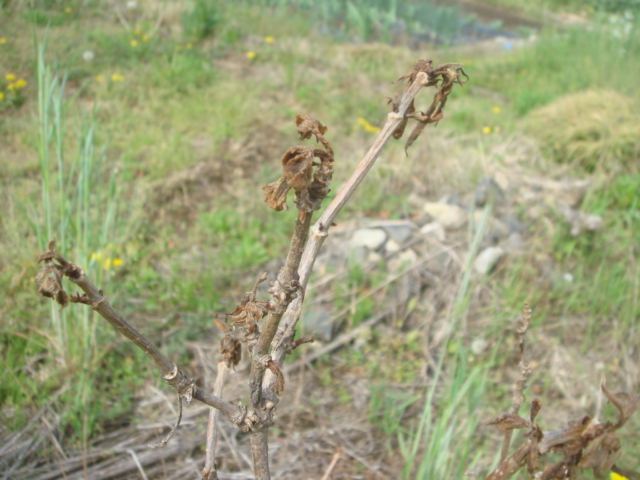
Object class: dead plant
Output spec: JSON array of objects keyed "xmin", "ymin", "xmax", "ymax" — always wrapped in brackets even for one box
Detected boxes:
[
  {"xmin": 35, "ymin": 59, "xmax": 467, "ymax": 479},
  {"xmin": 485, "ymin": 304, "xmax": 639, "ymax": 480}
]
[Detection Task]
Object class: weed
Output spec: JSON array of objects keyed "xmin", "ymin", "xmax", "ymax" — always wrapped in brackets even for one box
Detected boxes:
[{"xmin": 181, "ymin": 0, "xmax": 222, "ymax": 41}]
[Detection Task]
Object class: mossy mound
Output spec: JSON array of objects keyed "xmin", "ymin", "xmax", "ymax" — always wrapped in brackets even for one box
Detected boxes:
[{"xmin": 526, "ymin": 90, "xmax": 640, "ymax": 173}]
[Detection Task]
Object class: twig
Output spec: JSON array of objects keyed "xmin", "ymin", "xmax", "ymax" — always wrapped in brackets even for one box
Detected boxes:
[
  {"xmin": 203, "ymin": 361, "xmax": 230, "ymax": 480},
  {"xmin": 500, "ymin": 304, "xmax": 532, "ymax": 461},
  {"xmin": 36, "ymin": 244, "xmax": 241, "ymax": 423},
  {"xmin": 320, "ymin": 449, "xmax": 341, "ymax": 480}
]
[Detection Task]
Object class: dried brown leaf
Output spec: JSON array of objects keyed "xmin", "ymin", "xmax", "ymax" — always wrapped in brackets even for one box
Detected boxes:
[
  {"xmin": 488, "ymin": 414, "xmax": 530, "ymax": 432},
  {"xmin": 602, "ymin": 384, "xmax": 638, "ymax": 428},
  {"xmin": 35, "ymin": 263, "xmax": 69, "ymax": 308},
  {"xmin": 220, "ymin": 335, "xmax": 242, "ymax": 367}
]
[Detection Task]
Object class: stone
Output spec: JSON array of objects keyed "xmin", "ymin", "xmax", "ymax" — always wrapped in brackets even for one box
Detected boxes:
[
  {"xmin": 471, "ymin": 338, "xmax": 488, "ymax": 355},
  {"xmin": 419, "ymin": 221, "xmax": 446, "ymax": 241},
  {"xmin": 374, "ymin": 220, "xmax": 417, "ymax": 244},
  {"xmin": 389, "ymin": 249, "xmax": 418, "ymax": 271},
  {"xmin": 300, "ymin": 308, "xmax": 333, "ymax": 342},
  {"xmin": 474, "ymin": 246, "xmax": 504, "ymax": 275},
  {"xmin": 474, "ymin": 177, "xmax": 504, "ymax": 207},
  {"xmin": 422, "ymin": 202, "xmax": 466, "ymax": 230},
  {"xmin": 350, "ymin": 228, "xmax": 387, "ymax": 251},
  {"xmin": 385, "ymin": 239, "xmax": 401, "ymax": 254}
]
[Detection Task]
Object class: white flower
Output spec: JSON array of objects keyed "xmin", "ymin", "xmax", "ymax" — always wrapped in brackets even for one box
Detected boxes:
[
  {"xmin": 126, "ymin": 1, "xmax": 137, "ymax": 9},
  {"xmin": 82, "ymin": 50, "xmax": 95, "ymax": 62}
]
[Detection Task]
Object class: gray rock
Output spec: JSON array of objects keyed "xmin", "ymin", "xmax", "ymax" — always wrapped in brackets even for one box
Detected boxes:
[
  {"xmin": 373, "ymin": 220, "xmax": 417, "ymax": 244},
  {"xmin": 474, "ymin": 177, "xmax": 504, "ymax": 207},
  {"xmin": 300, "ymin": 308, "xmax": 333, "ymax": 342},
  {"xmin": 474, "ymin": 246, "xmax": 504, "ymax": 275},
  {"xmin": 423, "ymin": 202, "xmax": 467, "ymax": 230},
  {"xmin": 419, "ymin": 221, "xmax": 446, "ymax": 241},
  {"xmin": 350, "ymin": 228, "xmax": 387, "ymax": 251}
]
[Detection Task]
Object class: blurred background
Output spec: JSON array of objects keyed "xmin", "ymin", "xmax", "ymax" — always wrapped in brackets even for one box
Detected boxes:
[{"xmin": 1, "ymin": 0, "xmax": 638, "ymax": 478}]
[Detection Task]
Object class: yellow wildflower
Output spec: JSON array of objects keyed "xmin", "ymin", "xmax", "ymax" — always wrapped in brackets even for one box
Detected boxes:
[
  {"xmin": 482, "ymin": 126, "xmax": 492, "ymax": 134},
  {"xmin": 7, "ymin": 82, "xmax": 15, "ymax": 91},
  {"xmin": 264, "ymin": 36, "xmax": 275, "ymax": 43},
  {"xmin": 14, "ymin": 79, "xmax": 26, "ymax": 89},
  {"xmin": 113, "ymin": 258, "xmax": 124, "ymax": 267},
  {"xmin": 90, "ymin": 251, "xmax": 103, "ymax": 261},
  {"xmin": 103, "ymin": 258, "xmax": 112, "ymax": 270},
  {"xmin": 130, "ymin": 39, "xmax": 139, "ymax": 47},
  {"xmin": 0, "ymin": 91, "xmax": 4, "ymax": 101},
  {"xmin": 65, "ymin": 6, "xmax": 72, "ymax": 13},
  {"xmin": 246, "ymin": 51, "xmax": 256, "ymax": 60},
  {"xmin": 5, "ymin": 73, "xmax": 16, "ymax": 81},
  {"xmin": 96, "ymin": 74, "xmax": 105, "ymax": 83},
  {"xmin": 357, "ymin": 117, "xmax": 381, "ymax": 133},
  {"xmin": 0, "ymin": 37, "xmax": 7, "ymax": 44},
  {"xmin": 142, "ymin": 34, "xmax": 149, "ymax": 42},
  {"xmin": 186, "ymin": 43, "xmax": 193, "ymax": 49},
  {"xmin": 492, "ymin": 106, "xmax": 501, "ymax": 114},
  {"xmin": 111, "ymin": 73, "xmax": 124, "ymax": 82},
  {"xmin": 611, "ymin": 473, "xmax": 629, "ymax": 480}
]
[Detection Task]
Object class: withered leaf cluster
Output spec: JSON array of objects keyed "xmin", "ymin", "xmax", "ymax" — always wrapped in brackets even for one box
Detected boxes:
[
  {"xmin": 216, "ymin": 274, "xmax": 271, "ymax": 367},
  {"xmin": 390, "ymin": 59, "xmax": 468, "ymax": 152},
  {"xmin": 263, "ymin": 115, "xmax": 334, "ymax": 213},
  {"xmin": 35, "ymin": 241, "xmax": 84, "ymax": 308},
  {"xmin": 486, "ymin": 386, "xmax": 639, "ymax": 479}
]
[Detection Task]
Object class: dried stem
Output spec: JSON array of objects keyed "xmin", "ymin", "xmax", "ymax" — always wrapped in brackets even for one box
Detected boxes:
[
  {"xmin": 500, "ymin": 304, "xmax": 533, "ymax": 461},
  {"xmin": 202, "ymin": 361, "xmax": 230, "ymax": 480},
  {"xmin": 267, "ymin": 69, "xmax": 433, "ymax": 375},
  {"xmin": 36, "ymin": 246, "xmax": 241, "ymax": 423}
]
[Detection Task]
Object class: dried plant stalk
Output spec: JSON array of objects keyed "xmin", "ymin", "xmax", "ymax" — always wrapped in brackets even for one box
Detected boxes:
[{"xmin": 35, "ymin": 59, "xmax": 468, "ymax": 480}]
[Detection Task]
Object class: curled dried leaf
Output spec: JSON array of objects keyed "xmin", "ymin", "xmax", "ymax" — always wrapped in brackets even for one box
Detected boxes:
[
  {"xmin": 220, "ymin": 335, "xmax": 242, "ymax": 367},
  {"xmin": 488, "ymin": 414, "xmax": 530, "ymax": 432},
  {"xmin": 35, "ymin": 264, "xmax": 69, "ymax": 308},
  {"xmin": 264, "ymin": 115, "xmax": 334, "ymax": 212},
  {"xmin": 602, "ymin": 384, "xmax": 638, "ymax": 428}
]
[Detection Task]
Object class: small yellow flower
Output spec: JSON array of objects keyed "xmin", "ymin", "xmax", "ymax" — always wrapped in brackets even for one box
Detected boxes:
[
  {"xmin": 246, "ymin": 51, "xmax": 256, "ymax": 60},
  {"xmin": 264, "ymin": 36, "xmax": 275, "ymax": 43},
  {"xmin": 492, "ymin": 106, "xmax": 501, "ymax": 114},
  {"xmin": 111, "ymin": 73, "xmax": 124, "ymax": 82},
  {"xmin": 482, "ymin": 126, "xmax": 492, "ymax": 134},
  {"xmin": 142, "ymin": 34, "xmax": 149, "ymax": 42},
  {"xmin": 186, "ymin": 42, "xmax": 193, "ymax": 49},
  {"xmin": 103, "ymin": 258, "xmax": 112, "ymax": 270},
  {"xmin": 65, "ymin": 6, "xmax": 72, "ymax": 13},
  {"xmin": 7, "ymin": 82, "xmax": 15, "ymax": 91},
  {"xmin": 5, "ymin": 73, "xmax": 16, "ymax": 81},
  {"xmin": 113, "ymin": 258, "xmax": 124, "ymax": 267},
  {"xmin": 14, "ymin": 79, "xmax": 26, "ymax": 89},
  {"xmin": 357, "ymin": 117, "xmax": 381, "ymax": 133},
  {"xmin": 130, "ymin": 39, "xmax": 139, "ymax": 47},
  {"xmin": 0, "ymin": 91, "xmax": 4, "ymax": 101},
  {"xmin": 90, "ymin": 251, "xmax": 103, "ymax": 261},
  {"xmin": 96, "ymin": 74, "xmax": 105, "ymax": 83},
  {"xmin": 0, "ymin": 37, "xmax": 7, "ymax": 44},
  {"xmin": 611, "ymin": 473, "xmax": 629, "ymax": 480}
]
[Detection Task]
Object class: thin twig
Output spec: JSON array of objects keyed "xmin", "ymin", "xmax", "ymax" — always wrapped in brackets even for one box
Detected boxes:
[
  {"xmin": 203, "ymin": 361, "xmax": 230, "ymax": 480},
  {"xmin": 320, "ymin": 449, "xmax": 341, "ymax": 480}
]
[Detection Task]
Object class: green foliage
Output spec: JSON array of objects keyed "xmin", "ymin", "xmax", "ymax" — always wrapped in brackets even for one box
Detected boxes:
[
  {"xmin": 261, "ymin": 0, "xmax": 475, "ymax": 44},
  {"xmin": 478, "ymin": 18, "xmax": 640, "ymax": 115},
  {"xmin": 182, "ymin": 0, "xmax": 222, "ymax": 41}
]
